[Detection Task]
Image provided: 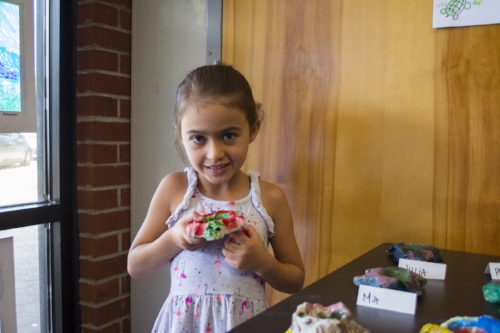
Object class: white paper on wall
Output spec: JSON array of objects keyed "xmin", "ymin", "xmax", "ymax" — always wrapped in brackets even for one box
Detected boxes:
[{"xmin": 433, "ymin": 0, "xmax": 500, "ymax": 28}]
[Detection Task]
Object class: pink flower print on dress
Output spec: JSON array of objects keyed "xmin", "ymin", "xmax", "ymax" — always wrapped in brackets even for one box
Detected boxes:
[
  {"xmin": 215, "ymin": 294, "xmax": 223, "ymax": 314},
  {"xmin": 252, "ymin": 273, "xmax": 264, "ymax": 293},
  {"xmin": 228, "ymin": 201, "xmax": 235, "ymax": 206},
  {"xmin": 240, "ymin": 300, "xmax": 248, "ymax": 315},
  {"xmin": 194, "ymin": 302, "xmax": 200, "ymax": 318},
  {"xmin": 246, "ymin": 304, "xmax": 253, "ymax": 321},
  {"xmin": 214, "ymin": 249, "xmax": 222, "ymax": 275},
  {"xmin": 175, "ymin": 309, "xmax": 181, "ymax": 324},
  {"xmin": 193, "ymin": 283, "xmax": 200, "ymax": 296},
  {"xmin": 205, "ymin": 322, "xmax": 212, "ymax": 333},
  {"xmin": 179, "ymin": 262, "xmax": 187, "ymax": 286},
  {"xmin": 193, "ymin": 302, "xmax": 200, "ymax": 329},
  {"xmin": 174, "ymin": 264, "xmax": 179, "ymax": 281},
  {"xmin": 185, "ymin": 296, "xmax": 193, "ymax": 312}
]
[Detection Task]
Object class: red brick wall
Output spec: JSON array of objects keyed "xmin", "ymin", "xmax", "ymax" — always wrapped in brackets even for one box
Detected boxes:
[{"xmin": 76, "ymin": 0, "xmax": 131, "ymax": 331}]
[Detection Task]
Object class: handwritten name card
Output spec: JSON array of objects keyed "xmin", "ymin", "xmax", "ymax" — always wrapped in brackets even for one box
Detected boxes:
[
  {"xmin": 399, "ymin": 259, "xmax": 447, "ymax": 280},
  {"xmin": 356, "ymin": 285, "xmax": 417, "ymax": 315},
  {"xmin": 485, "ymin": 263, "xmax": 500, "ymax": 280}
]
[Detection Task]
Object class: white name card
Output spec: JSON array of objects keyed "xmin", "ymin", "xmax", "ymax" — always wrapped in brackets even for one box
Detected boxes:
[
  {"xmin": 485, "ymin": 262, "xmax": 500, "ymax": 280},
  {"xmin": 399, "ymin": 258, "xmax": 447, "ymax": 280},
  {"xmin": 356, "ymin": 284, "xmax": 417, "ymax": 315}
]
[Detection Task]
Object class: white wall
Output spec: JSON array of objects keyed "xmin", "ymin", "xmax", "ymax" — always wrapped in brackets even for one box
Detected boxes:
[{"xmin": 130, "ymin": 1, "xmax": 206, "ymax": 331}]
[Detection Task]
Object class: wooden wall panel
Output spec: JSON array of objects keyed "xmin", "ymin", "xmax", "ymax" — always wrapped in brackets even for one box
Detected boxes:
[
  {"xmin": 433, "ymin": 25, "xmax": 500, "ymax": 253},
  {"xmin": 223, "ymin": 0, "xmax": 500, "ymax": 306}
]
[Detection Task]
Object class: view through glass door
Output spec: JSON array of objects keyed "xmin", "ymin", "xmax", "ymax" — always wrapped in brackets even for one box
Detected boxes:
[{"xmin": 0, "ymin": 0, "xmax": 78, "ymax": 332}]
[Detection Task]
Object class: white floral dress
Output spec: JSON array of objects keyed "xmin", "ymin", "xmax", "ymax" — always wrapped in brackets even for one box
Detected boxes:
[{"xmin": 152, "ymin": 167, "xmax": 275, "ymax": 333}]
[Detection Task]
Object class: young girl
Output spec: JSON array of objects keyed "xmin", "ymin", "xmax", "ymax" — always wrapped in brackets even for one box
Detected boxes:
[{"xmin": 127, "ymin": 64, "xmax": 305, "ymax": 333}]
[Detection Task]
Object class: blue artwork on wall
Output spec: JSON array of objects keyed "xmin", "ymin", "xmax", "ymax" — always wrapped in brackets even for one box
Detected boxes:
[{"xmin": 0, "ymin": 1, "xmax": 21, "ymax": 112}]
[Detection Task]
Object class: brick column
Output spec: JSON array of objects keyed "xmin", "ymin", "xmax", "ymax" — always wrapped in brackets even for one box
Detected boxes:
[{"xmin": 76, "ymin": 0, "xmax": 131, "ymax": 332}]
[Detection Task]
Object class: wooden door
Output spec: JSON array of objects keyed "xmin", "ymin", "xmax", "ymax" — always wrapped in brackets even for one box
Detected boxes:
[{"xmin": 222, "ymin": 0, "xmax": 500, "ymax": 305}]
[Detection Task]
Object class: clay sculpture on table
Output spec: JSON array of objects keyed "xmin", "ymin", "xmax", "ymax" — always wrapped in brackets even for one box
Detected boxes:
[
  {"xmin": 483, "ymin": 283, "xmax": 500, "ymax": 304},
  {"xmin": 440, "ymin": 315, "xmax": 500, "ymax": 333},
  {"xmin": 419, "ymin": 323, "xmax": 453, "ymax": 333},
  {"xmin": 353, "ymin": 266, "xmax": 427, "ymax": 296},
  {"xmin": 286, "ymin": 302, "xmax": 370, "ymax": 333},
  {"xmin": 186, "ymin": 210, "xmax": 246, "ymax": 241},
  {"xmin": 386, "ymin": 242, "xmax": 444, "ymax": 264}
]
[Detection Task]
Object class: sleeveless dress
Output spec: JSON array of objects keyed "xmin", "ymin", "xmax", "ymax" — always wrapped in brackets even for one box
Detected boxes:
[{"xmin": 152, "ymin": 167, "xmax": 275, "ymax": 333}]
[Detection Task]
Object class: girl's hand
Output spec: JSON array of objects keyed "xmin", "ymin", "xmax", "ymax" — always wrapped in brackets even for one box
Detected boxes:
[
  {"xmin": 222, "ymin": 225, "xmax": 269, "ymax": 272},
  {"xmin": 170, "ymin": 212, "xmax": 207, "ymax": 251}
]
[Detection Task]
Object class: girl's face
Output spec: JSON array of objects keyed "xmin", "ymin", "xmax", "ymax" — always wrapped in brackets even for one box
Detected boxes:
[{"xmin": 180, "ymin": 103, "xmax": 260, "ymax": 186}]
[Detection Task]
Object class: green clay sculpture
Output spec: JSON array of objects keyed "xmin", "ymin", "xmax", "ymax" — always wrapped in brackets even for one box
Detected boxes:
[
  {"xmin": 186, "ymin": 210, "xmax": 246, "ymax": 241},
  {"xmin": 483, "ymin": 283, "xmax": 500, "ymax": 303}
]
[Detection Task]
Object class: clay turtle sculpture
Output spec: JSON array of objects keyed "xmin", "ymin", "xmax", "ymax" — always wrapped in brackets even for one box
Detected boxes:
[
  {"xmin": 286, "ymin": 302, "xmax": 370, "ymax": 333},
  {"xmin": 483, "ymin": 283, "xmax": 500, "ymax": 304},
  {"xmin": 440, "ymin": 0, "xmax": 472, "ymax": 20},
  {"xmin": 186, "ymin": 210, "xmax": 246, "ymax": 241},
  {"xmin": 386, "ymin": 242, "xmax": 444, "ymax": 264},
  {"xmin": 441, "ymin": 315, "xmax": 500, "ymax": 333},
  {"xmin": 353, "ymin": 266, "xmax": 427, "ymax": 296}
]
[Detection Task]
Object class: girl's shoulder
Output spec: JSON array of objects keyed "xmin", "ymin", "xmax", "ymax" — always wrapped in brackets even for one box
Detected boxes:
[
  {"xmin": 159, "ymin": 171, "xmax": 189, "ymax": 212},
  {"xmin": 258, "ymin": 179, "xmax": 289, "ymax": 216},
  {"xmin": 161, "ymin": 171, "xmax": 188, "ymax": 188},
  {"xmin": 258, "ymin": 179, "xmax": 284, "ymax": 198}
]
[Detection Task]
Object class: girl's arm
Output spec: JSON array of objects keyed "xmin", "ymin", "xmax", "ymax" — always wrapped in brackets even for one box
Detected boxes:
[
  {"xmin": 223, "ymin": 181, "xmax": 305, "ymax": 294},
  {"xmin": 127, "ymin": 173, "xmax": 206, "ymax": 279}
]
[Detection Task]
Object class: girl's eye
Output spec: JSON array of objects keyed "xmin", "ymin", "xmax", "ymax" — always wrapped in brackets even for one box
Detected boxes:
[
  {"xmin": 192, "ymin": 136, "xmax": 205, "ymax": 143},
  {"xmin": 223, "ymin": 133, "xmax": 236, "ymax": 141}
]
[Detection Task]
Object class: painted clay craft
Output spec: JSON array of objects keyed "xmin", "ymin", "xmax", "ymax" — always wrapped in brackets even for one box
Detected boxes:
[
  {"xmin": 287, "ymin": 302, "xmax": 370, "ymax": 333},
  {"xmin": 353, "ymin": 266, "xmax": 427, "ymax": 296},
  {"xmin": 386, "ymin": 242, "xmax": 444, "ymax": 264},
  {"xmin": 483, "ymin": 283, "xmax": 500, "ymax": 303},
  {"xmin": 186, "ymin": 210, "xmax": 246, "ymax": 241},
  {"xmin": 419, "ymin": 323, "xmax": 452, "ymax": 333},
  {"xmin": 440, "ymin": 315, "xmax": 500, "ymax": 333}
]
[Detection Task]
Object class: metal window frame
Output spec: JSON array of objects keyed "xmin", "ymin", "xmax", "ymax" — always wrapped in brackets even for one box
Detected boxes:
[
  {"xmin": 0, "ymin": 0, "xmax": 79, "ymax": 332},
  {"xmin": 206, "ymin": 0, "xmax": 222, "ymax": 65}
]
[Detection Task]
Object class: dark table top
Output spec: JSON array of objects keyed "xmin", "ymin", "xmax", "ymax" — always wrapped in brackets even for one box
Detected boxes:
[{"xmin": 230, "ymin": 243, "xmax": 500, "ymax": 333}]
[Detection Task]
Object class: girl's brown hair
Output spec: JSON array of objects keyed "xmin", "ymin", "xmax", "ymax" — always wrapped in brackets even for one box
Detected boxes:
[{"xmin": 174, "ymin": 64, "xmax": 263, "ymax": 162}]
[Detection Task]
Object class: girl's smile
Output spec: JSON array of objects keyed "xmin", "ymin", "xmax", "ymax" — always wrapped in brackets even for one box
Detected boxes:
[{"xmin": 205, "ymin": 163, "xmax": 230, "ymax": 175}]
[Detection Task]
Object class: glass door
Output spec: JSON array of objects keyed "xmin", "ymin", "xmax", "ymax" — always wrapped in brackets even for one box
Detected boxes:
[{"xmin": 0, "ymin": 0, "xmax": 78, "ymax": 332}]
